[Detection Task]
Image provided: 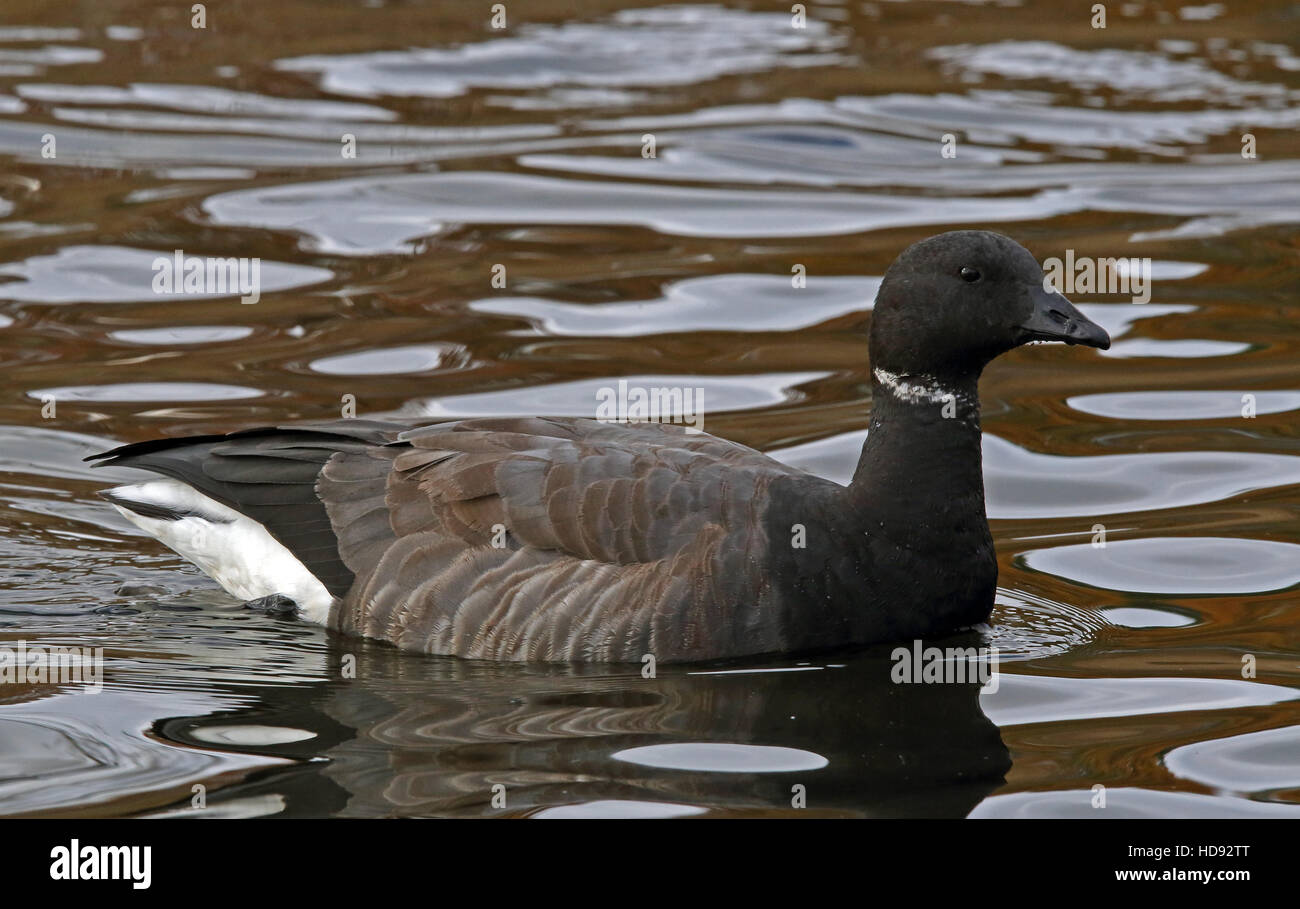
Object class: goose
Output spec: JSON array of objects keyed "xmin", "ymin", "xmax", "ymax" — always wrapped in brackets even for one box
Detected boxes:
[{"xmin": 90, "ymin": 230, "xmax": 1110, "ymax": 663}]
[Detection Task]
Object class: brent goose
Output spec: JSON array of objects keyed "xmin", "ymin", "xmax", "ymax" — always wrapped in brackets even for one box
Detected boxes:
[{"xmin": 90, "ymin": 231, "xmax": 1109, "ymax": 662}]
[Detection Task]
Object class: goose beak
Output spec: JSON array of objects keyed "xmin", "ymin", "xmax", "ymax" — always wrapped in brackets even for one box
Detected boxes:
[{"xmin": 1016, "ymin": 284, "xmax": 1111, "ymax": 349}]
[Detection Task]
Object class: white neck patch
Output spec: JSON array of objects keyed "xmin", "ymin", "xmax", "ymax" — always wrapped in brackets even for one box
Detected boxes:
[{"xmin": 872, "ymin": 367, "xmax": 960, "ymax": 406}]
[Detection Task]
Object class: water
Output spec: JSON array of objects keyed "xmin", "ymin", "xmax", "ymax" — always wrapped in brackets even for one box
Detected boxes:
[{"xmin": 1, "ymin": 0, "xmax": 1298, "ymax": 817}]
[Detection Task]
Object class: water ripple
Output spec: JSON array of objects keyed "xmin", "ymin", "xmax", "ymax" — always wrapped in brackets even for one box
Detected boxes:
[{"xmin": 276, "ymin": 5, "xmax": 850, "ymax": 101}]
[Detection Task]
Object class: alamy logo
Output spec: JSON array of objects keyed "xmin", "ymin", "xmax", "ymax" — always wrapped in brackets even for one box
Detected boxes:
[
  {"xmin": 49, "ymin": 840, "xmax": 151, "ymax": 889},
  {"xmin": 0, "ymin": 642, "xmax": 103, "ymax": 693},
  {"xmin": 1042, "ymin": 250, "xmax": 1151, "ymax": 304},
  {"xmin": 595, "ymin": 379, "xmax": 705, "ymax": 433},
  {"xmin": 891, "ymin": 640, "xmax": 999, "ymax": 692},
  {"xmin": 151, "ymin": 249, "xmax": 262, "ymax": 304}
]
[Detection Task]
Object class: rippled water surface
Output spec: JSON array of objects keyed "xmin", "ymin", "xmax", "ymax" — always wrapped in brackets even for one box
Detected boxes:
[{"xmin": 1, "ymin": 0, "xmax": 1298, "ymax": 817}]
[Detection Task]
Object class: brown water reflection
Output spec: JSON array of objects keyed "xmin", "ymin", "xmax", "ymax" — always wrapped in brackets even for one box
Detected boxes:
[{"xmin": 0, "ymin": 0, "xmax": 1298, "ymax": 817}]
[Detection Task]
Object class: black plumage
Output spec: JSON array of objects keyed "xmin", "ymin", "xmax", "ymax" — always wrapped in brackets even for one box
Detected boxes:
[{"xmin": 89, "ymin": 231, "xmax": 1109, "ymax": 662}]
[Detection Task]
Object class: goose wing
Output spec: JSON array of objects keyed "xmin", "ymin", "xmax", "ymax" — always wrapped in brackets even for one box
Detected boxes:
[{"xmin": 325, "ymin": 417, "xmax": 809, "ymax": 661}]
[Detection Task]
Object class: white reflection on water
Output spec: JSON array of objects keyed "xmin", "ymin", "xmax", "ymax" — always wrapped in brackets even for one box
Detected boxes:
[
  {"xmin": 276, "ymin": 5, "xmax": 850, "ymax": 100},
  {"xmin": 612, "ymin": 743, "xmax": 829, "ymax": 773}
]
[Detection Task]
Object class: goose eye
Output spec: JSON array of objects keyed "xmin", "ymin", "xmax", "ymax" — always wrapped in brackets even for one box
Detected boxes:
[{"xmin": 959, "ymin": 266, "xmax": 981, "ymax": 283}]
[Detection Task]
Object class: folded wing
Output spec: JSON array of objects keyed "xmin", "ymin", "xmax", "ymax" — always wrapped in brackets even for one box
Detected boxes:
[{"xmin": 325, "ymin": 417, "xmax": 803, "ymax": 661}]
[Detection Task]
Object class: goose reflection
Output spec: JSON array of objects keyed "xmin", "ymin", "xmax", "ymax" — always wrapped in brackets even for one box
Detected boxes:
[{"xmin": 160, "ymin": 633, "xmax": 1010, "ymax": 818}]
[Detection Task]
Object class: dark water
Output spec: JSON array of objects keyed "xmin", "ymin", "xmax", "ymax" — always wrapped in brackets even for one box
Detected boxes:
[{"xmin": 1, "ymin": 0, "xmax": 1299, "ymax": 817}]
